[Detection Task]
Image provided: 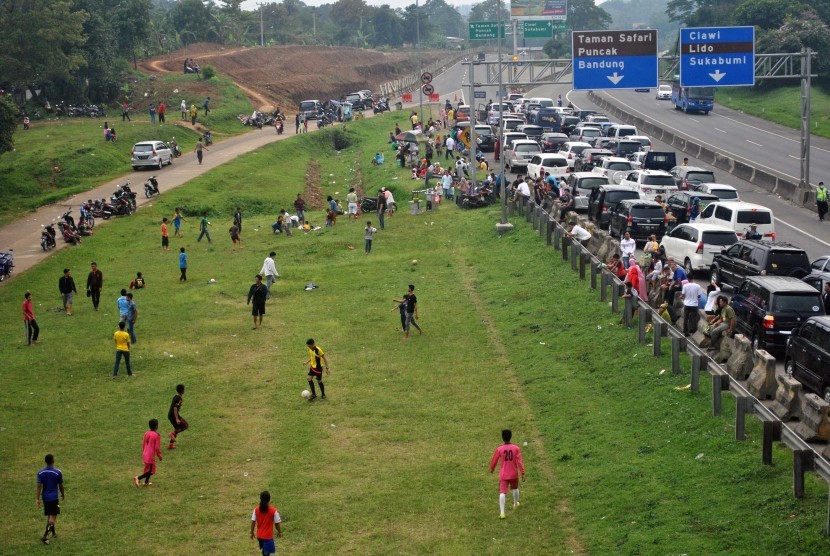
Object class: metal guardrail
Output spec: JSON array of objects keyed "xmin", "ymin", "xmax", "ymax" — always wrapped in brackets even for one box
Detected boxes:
[{"xmin": 512, "ymin": 195, "xmax": 830, "ymax": 531}]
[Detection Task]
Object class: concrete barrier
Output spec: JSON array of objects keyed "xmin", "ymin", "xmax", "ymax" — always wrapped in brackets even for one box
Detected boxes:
[
  {"xmin": 791, "ymin": 394, "xmax": 830, "ymax": 442},
  {"xmin": 747, "ymin": 350, "xmax": 777, "ymax": 400},
  {"xmin": 769, "ymin": 374, "xmax": 804, "ymax": 421},
  {"xmin": 725, "ymin": 335, "xmax": 754, "ymax": 380},
  {"xmin": 775, "ymin": 179, "xmax": 798, "ymax": 200},
  {"xmin": 732, "ymin": 160, "xmax": 755, "ymax": 182},
  {"xmin": 699, "ymin": 148, "xmax": 716, "ymax": 165},
  {"xmin": 713, "ymin": 153, "xmax": 733, "ymax": 173},
  {"xmin": 754, "ymin": 170, "xmax": 778, "ymax": 192}
]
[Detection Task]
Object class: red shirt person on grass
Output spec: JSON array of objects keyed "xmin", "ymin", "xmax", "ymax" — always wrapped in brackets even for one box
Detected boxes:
[
  {"xmin": 490, "ymin": 428, "xmax": 525, "ymax": 520},
  {"xmin": 251, "ymin": 490, "xmax": 282, "ymax": 556}
]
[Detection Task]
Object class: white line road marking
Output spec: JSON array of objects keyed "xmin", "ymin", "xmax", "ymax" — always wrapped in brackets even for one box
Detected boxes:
[
  {"xmin": 714, "ymin": 128, "xmax": 727, "ymax": 133},
  {"xmin": 789, "ymin": 155, "xmax": 801, "ymax": 160},
  {"xmin": 746, "ymin": 140, "xmax": 763, "ymax": 147},
  {"xmin": 714, "ymin": 111, "xmax": 830, "ymax": 155},
  {"xmin": 775, "ymin": 217, "xmax": 830, "ymax": 249}
]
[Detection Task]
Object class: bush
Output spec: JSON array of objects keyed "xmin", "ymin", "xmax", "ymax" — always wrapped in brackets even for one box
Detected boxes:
[{"xmin": 201, "ymin": 65, "xmax": 216, "ymax": 80}]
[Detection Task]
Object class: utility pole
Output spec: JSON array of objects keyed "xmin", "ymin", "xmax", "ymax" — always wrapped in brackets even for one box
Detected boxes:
[
  {"xmin": 416, "ymin": 0, "xmax": 423, "ymax": 125},
  {"xmin": 495, "ymin": 0, "xmax": 513, "ymax": 233},
  {"xmin": 256, "ymin": 2, "xmax": 265, "ymax": 47}
]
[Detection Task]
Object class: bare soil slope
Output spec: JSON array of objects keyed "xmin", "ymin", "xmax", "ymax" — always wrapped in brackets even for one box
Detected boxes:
[{"xmin": 140, "ymin": 43, "xmax": 443, "ymax": 111}]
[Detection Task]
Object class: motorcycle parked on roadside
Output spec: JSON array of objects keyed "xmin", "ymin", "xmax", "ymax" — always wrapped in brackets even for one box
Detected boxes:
[
  {"xmin": 144, "ymin": 176, "xmax": 160, "ymax": 198},
  {"xmin": 40, "ymin": 224, "xmax": 57, "ymax": 251},
  {"xmin": 0, "ymin": 249, "xmax": 13, "ymax": 282}
]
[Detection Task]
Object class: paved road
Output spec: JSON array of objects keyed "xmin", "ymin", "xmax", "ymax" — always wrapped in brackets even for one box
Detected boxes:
[
  {"xmin": 0, "ymin": 62, "xmax": 467, "ymax": 278},
  {"xmin": 577, "ymin": 88, "xmax": 830, "ymax": 187}
]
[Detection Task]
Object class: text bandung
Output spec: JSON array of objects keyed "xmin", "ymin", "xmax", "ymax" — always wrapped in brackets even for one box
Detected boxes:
[{"xmin": 577, "ymin": 60, "xmax": 625, "ymax": 71}]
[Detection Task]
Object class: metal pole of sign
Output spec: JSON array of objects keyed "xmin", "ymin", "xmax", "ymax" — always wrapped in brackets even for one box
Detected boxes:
[
  {"xmin": 495, "ymin": 1, "xmax": 513, "ymax": 234},
  {"xmin": 800, "ymin": 48, "xmax": 811, "ymax": 190},
  {"xmin": 470, "ymin": 61, "xmax": 477, "ymax": 191},
  {"xmin": 417, "ymin": 0, "xmax": 423, "ymax": 126}
]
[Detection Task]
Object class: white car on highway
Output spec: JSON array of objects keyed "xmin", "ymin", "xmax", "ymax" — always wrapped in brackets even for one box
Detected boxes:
[
  {"xmin": 559, "ymin": 141, "xmax": 593, "ymax": 169},
  {"xmin": 592, "ymin": 156, "xmax": 638, "ymax": 182},
  {"xmin": 694, "ymin": 183, "xmax": 740, "ymax": 202},
  {"xmin": 656, "ymin": 84, "xmax": 672, "ymax": 100},
  {"xmin": 527, "ymin": 154, "xmax": 569, "ymax": 180},
  {"xmin": 659, "ymin": 223, "xmax": 740, "ymax": 277},
  {"xmin": 617, "ymin": 169, "xmax": 678, "ymax": 200}
]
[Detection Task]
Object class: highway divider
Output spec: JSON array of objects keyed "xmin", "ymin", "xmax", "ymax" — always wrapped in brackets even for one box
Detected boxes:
[{"xmin": 586, "ymin": 91, "xmax": 818, "ymax": 212}]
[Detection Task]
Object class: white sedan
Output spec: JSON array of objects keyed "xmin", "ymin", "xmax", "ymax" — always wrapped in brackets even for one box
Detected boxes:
[{"xmin": 656, "ymin": 84, "xmax": 672, "ymax": 100}]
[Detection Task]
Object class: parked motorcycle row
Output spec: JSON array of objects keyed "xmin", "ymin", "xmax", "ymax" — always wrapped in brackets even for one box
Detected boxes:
[
  {"xmin": 0, "ymin": 249, "xmax": 14, "ymax": 281},
  {"xmin": 37, "ymin": 177, "xmax": 161, "ymax": 250}
]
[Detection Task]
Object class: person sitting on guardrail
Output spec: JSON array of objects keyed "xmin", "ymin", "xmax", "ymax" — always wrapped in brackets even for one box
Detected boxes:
[
  {"xmin": 625, "ymin": 259, "xmax": 647, "ymax": 298},
  {"xmin": 566, "ymin": 222, "xmax": 591, "ymax": 247},
  {"xmin": 708, "ymin": 296, "xmax": 736, "ymax": 351}
]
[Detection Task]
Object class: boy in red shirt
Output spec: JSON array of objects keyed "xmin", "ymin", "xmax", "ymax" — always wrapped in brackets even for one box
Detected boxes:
[
  {"xmin": 490, "ymin": 428, "xmax": 525, "ymax": 519},
  {"xmin": 23, "ymin": 291, "xmax": 39, "ymax": 345},
  {"xmin": 133, "ymin": 419, "xmax": 162, "ymax": 487},
  {"xmin": 250, "ymin": 490, "xmax": 282, "ymax": 556}
]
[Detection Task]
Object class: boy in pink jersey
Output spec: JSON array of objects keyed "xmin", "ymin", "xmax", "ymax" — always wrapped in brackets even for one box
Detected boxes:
[
  {"xmin": 133, "ymin": 419, "xmax": 163, "ymax": 487},
  {"xmin": 490, "ymin": 429, "xmax": 525, "ymax": 519}
]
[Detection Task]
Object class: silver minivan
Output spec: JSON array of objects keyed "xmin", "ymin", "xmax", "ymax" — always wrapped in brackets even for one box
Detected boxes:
[{"xmin": 131, "ymin": 141, "xmax": 173, "ymax": 170}]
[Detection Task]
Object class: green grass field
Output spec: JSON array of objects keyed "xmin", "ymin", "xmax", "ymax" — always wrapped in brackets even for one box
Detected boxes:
[
  {"xmin": 0, "ymin": 72, "xmax": 253, "ymax": 226},
  {"xmin": 716, "ymin": 85, "xmax": 830, "ymax": 138},
  {"xmin": 1, "ymin": 113, "xmax": 829, "ymax": 554}
]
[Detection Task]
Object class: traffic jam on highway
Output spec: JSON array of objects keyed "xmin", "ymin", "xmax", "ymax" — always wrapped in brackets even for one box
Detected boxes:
[{"xmin": 461, "ymin": 86, "xmax": 830, "ymax": 402}]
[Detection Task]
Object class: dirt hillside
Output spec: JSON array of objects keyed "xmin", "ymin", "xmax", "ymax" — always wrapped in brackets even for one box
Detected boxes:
[{"xmin": 139, "ymin": 43, "xmax": 444, "ymax": 111}]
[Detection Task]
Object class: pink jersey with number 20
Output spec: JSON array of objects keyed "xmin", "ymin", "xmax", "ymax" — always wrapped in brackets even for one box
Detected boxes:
[{"xmin": 490, "ymin": 444, "xmax": 524, "ymax": 480}]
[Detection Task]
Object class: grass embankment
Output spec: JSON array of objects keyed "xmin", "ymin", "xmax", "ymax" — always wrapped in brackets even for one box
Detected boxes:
[
  {"xmin": 0, "ymin": 113, "xmax": 828, "ymax": 554},
  {"xmin": 0, "ymin": 73, "xmax": 253, "ymax": 225},
  {"xmin": 716, "ymin": 85, "xmax": 830, "ymax": 138}
]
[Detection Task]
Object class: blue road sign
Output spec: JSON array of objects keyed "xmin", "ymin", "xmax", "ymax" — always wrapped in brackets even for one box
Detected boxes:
[
  {"xmin": 572, "ymin": 30, "xmax": 658, "ymax": 91},
  {"xmin": 680, "ymin": 26, "xmax": 755, "ymax": 87},
  {"xmin": 474, "ymin": 91, "xmax": 486, "ymax": 99}
]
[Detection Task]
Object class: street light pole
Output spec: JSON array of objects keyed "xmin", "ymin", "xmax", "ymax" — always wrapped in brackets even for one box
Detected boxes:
[
  {"xmin": 496, "ymin": 0, "xmax": 513, "ymax": 233},
  {"xmin": 256, "ymin": 2, "xmax": 265, "ymax": 47}
]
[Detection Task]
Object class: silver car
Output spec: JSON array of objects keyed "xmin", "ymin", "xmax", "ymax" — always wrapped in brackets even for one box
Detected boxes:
[{"xmin": 131, "ymin": 141, "xmax": 173, "ymax": 170}]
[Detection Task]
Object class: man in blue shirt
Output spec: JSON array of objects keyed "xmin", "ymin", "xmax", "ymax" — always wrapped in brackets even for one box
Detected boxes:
[
  {"xmin": 36, "ymin": 454, "xmax": 65, "ymax": 545},
  {"xmin": 667, "ymin": 259, "xmax": 688, "ymax": 304},
  {"xmin": 117, "ymin": 288, "xmax": 130, "ymax": 323}
]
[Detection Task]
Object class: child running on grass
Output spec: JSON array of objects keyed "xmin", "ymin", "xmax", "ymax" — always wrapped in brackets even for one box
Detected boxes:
[
  {"xmin": 390, "ymin": 295, "xmax": 407, "ymax": 332},
  {"xmin": 134, "ymin": 419, "xmax": 162, "ymax": 487},
  {"xmin": 250, "ymin": 490, "xmax": 282, "ymax": 556},
  {"xmin": 490, "ymin": 429, "xmax": 525, "ymax": 519},
  {"xmin": 167, "ymin": 384, "xmax": 189, "ymax": 450},
  {"xmin": 173, "ymin": 208, "xmax": 185, "ymax": 237},
  {"xmin": 303, "ymin": 338, "xmax": 330, "ymax": 401},
  {"xmin": 179, "ymin": 247, "xmax": 188, "ymax": 281},
  {"xmin": 364, "ymin": 221, "xmax": 377, "ymax": 254}
]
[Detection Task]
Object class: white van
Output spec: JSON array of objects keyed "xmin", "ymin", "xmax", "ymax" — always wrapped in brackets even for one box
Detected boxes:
[
  {"xmin": 527, "ymin": 97, "xmax": 555, "ymax": 108},
  {"xmin": 605, "ymin": 124, "xmax": 639, "ymax": 140},
  {"xmin": 697, "ymin": 201, "xmax": 775, "ymax": 239}
]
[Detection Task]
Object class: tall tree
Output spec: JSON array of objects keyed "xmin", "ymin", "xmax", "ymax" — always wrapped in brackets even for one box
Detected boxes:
[
  {"xmin": 467, "ymin": 0, "xmax": 509, "ymax": 22},
  {"xmin": 666, "ymin": 0, "xmax": 741, "ymax": 26},
  {"xmin": 757, "ymin": 9, "xmax": 830, "ymax": 75},
  {"xmin": 74, "ymin": 0, "xmax": 119, "ymax": 102},
  {"xmin": 0, "ymin": 0, "xmax": 87, "ymax": 93},
  {"xmin": 169, "ymin": 0, "xmax": 214, "ymax": 44},
  {"xmin": 371, "ymin": 5, "xmax": 404, "ymax": 48},
  {"xmin": 113, "ymin": 0, "xmax": 153, "ymax": 68},
  {"xmin": 329, "ymin": 0, "xmax": 371, "ymax": 45},
  {"xmin": 0, "ymin": 96, "xmax": 17, "ymax": 157},
  {"xmin": 423, "ymin": 0, "xmax": 464, "ymax": 39}
]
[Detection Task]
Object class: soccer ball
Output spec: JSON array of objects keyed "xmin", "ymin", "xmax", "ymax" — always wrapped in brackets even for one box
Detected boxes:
[{"xmin": 301, "ymin": 389, "xmax": 311, "ymax": 399}]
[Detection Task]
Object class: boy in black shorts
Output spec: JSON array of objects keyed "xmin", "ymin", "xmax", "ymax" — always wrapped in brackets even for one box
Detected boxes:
[
  {"xmin": 168, "ymin": 384, "xmax": 189, "ymax": 449},
  {"xmin": 303, "ymin": 338, "xmax": 330, "ymax": 401},
  {"xmin": 36, "ymin": 454, "xmax": 64, "ymax": 545}
]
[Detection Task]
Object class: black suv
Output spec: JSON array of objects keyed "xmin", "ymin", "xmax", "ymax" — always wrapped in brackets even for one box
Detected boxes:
[
  {"xmin": 605, "ymin": 140, "xmax": 641, "ymax": 158},
  {"xmin": 608, "ymin": 199, "xmax": 667, "ymax": 240},
  {"xmin": 785, "ymin": 316, "xmax": 830, "ymax": 402},
  {"xmin": 710, "ymin": 240, "xmax": 811, "ymax": 289},
  {"xmin": 587, "ymin": 185, "xmax": 641, "ymax": 229},
  {"xmin": 664, "ymin": 191, "xmax": 719, "ymax": 224},
  {"xmin": 731, "ymin": 276, "xmax": 824, "ymax": 354}
]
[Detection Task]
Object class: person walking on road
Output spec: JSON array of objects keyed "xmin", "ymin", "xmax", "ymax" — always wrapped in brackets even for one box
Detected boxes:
[
  {"xmin": 817, "ymin": 182, "xmax": 828, "ymax": 222},
  {"xmin": 58, "ymin": 268, "xmax": 77, "ymax": 316},
  {"xmin": 23, "ymin": 291, "xmax": 39, "ymax": 345},
  {"xmin": 87, "ymin": 262, "xmax": 103, "ymax": 311},
  {"xmin": 194, "ymin": 138, "xmax": 208, "ymax": 164}
]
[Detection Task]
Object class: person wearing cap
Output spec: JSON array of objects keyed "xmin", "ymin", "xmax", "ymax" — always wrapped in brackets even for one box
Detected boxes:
[
  {"xmin": 744, "ymin": 224, "xmax": 762, "ymax": 240},
  {"xmin": 247, "ymin": 275, "xmax": 268, "ymax": 329}
]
